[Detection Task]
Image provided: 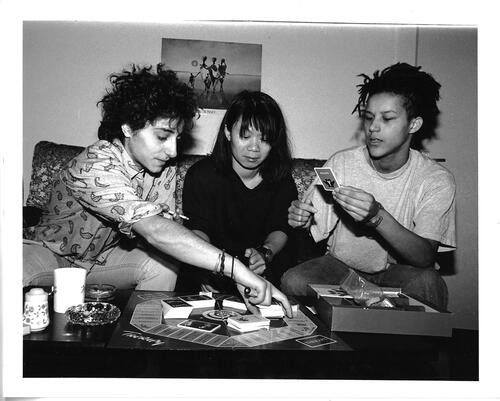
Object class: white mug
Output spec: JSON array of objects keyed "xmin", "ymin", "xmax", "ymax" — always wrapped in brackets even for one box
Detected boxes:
[{"xmin": 53, "ymin": 267, "xmax": 86, "ymax": 313}]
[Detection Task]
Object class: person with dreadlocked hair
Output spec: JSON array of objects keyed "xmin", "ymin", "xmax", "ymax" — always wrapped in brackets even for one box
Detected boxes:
[
  {"xmin": 23, "ymin": 64, "xmax": 292, "ymax": 316},
  {"xmin": 282, "ymin": 62, "xmax": 456, "ymax": 309}
]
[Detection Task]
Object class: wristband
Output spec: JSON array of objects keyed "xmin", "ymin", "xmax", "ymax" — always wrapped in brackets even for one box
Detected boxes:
[
  {"xmin": 255, "ymin": 245, "xmax": 273, "ymax": 263},
  {"xmin": 363, "ymin": 202, "xmax": 384, "ymax": 228}
]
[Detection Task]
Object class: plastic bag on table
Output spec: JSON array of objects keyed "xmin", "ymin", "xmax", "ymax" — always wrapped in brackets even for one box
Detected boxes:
[{"xmin": 340, "ymin": 268, "xmax": 394, "ymax": 308}]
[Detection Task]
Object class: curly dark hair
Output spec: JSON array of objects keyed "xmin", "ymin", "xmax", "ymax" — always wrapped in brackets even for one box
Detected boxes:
[
  {"xmin": 97, "ymin": 64, "xmax": 198, "ymax": 142},
  {"xmin": 352, "ymin": 62, "xmax": 441, "ymax": 144},
  {"xmin": 211, "ymin": 90, "xmax": 292, "ymax": 184}
]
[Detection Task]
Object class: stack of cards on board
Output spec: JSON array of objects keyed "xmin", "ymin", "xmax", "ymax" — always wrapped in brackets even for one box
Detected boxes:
[
  {"xmin": 177, "ymin": 319, "xmax": 220, "ymax": 333},
  {"xmin": 179, "ymin": 294, "xmax": 216, "ymax": 308},
  {"xmin": 161, "ymin": 298, "xmax": 193, "ymax": 319},
  {"xmin": 257, "ymin": 300, "xmax": 285, "ymax": 318},
  {"xmin": 222, "ymin": 295, "xmax": 247, "ymax": 312},
  {"xmin": 227, "ymin": 314, "xmax": 270, "ymax": 333}
]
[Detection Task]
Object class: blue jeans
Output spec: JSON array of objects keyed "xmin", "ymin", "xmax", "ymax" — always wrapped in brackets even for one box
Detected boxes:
[
  {"xmin": 23, "ymin": 240, "xmax": 179, "ymax": 290},
  {"xmin": 281, "ymin": 254, "xmax": 448, "ymax": 310}
]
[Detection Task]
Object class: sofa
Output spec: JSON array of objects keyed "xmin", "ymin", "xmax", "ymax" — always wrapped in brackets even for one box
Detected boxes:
[{"xmin": 23, "ymin": 141, "xmax": 328, "ymax": 264}]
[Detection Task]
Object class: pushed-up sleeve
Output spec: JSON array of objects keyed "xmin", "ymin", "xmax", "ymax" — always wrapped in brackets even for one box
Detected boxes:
[
  {"xmin": 182, "ymin": 161, "xmax": 216, "ymax": 238},
  {"xmin": 62, "ymin": 143, "xmax": 162, "ymax": 238},
  {"xmin": 413, "ymin": 169, "xmax": 457, "ymax": 251}
]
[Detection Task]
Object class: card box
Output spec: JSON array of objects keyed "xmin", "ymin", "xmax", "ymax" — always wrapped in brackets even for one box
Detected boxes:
[
  {"xmin": 179, "ymin": 294, "xmax": 216, "ymax": 308},
  {"xmin": 161, "ymin": 297, "xmax": 193, "ymax": 319},
  {"xmin": 309, "ymin": 284, "xmax": 453, "ymax": 337}
]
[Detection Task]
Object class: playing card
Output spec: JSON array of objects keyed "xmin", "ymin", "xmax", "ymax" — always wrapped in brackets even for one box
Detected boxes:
[
  {"xmin": 296, "ymin": 334, "xmax": 337, "ymax": 348},
  {"xmin": 314, "ymin": 167, "xmax": 340, "ymax": 190}
]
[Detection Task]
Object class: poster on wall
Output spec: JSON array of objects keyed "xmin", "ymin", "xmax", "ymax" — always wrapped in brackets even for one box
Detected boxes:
[
  {"xmin": 161, "ymin": 38, "xmax": 262, "ymax": 110},
  {"xmin": 161, "ymin": 38, "xmax": 262, "ymax": 154}
]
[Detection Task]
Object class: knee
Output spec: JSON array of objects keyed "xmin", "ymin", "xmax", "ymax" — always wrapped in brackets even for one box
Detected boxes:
[
  {"xmin": 281, "ymin": 266, "xmax": 307, "ymax": 297},
  {"xmin": 410, "ymin": 268, "xmax": 445, "ymax": 289},
  {"xmin": 404, "ymin": 268, "xmax": 448, "ymax": 309},
  {"xmin": 137, "ymin": 257, "xmax": 179, "ymax": 291}
]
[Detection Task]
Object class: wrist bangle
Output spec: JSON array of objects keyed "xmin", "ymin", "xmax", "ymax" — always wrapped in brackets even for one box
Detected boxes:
[
  {"xmin": 219, "ymin": 250, "xmax": 226, "ymax": 276},
  {"xmin": 214, "ymin": 253, "xmax": 221, "ymax": 273},
  {"xmin": 230, "ymin": 256, "xmax": 235, "ymax": 280},
  {"xmin": 214, "ymin": 250, "xmax": 226, "ymax": 275}
]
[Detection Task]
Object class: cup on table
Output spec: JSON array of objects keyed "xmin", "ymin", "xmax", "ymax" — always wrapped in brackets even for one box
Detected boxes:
[
  {"xmin": 23, "ymin": 288, "xmax": 50, "ymax": 331},
  {"xmin": 53, "ymin": 267, "xmax": 86, "ymax": 313}
]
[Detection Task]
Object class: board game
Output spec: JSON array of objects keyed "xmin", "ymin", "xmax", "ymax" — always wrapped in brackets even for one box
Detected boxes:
[
  {"xmin": 108, "ymin": 291, "xmax": 347, "ymax": 350},
  {"xmin": 309, "ymin": 284, "xmax": 453, "ymax": 336}
]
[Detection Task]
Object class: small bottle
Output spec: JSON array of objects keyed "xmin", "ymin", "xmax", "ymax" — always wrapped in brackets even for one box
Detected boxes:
[{"xmin": 23, "ymin": 288, "xmax": 50, "ymax": 332}]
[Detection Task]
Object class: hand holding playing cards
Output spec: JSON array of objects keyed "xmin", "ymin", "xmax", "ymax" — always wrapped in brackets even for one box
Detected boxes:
[
  {"xmin": 244, "ymin": 247, "xmax": 266, "ymax": 275},
  {"xmin": 332, "ymin": 186, "xmax": 380, "ymax": 222},
  {"xmin": 288, "ymin": 198, "xmax": 317, "ymax": 228},
  {"xmin": 233, "ymin": 261, "xmax": 292, "ymax": 318}
]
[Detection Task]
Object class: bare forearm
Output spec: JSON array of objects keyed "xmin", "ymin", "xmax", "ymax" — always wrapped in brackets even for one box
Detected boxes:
[
  {"xmin": 374, "ymin": 209, "xmax": 438, "ymax": 267},
  {"xmin": 262, "ymin": 231, "xmax": 288, "ymax": 257},
  {"xmin": 133, "ymin": 215, "xmax": 223, "ymax": 272},
  {"xmin": 192, "ymin": 229, "xmax": 210, "ymax": 243}
]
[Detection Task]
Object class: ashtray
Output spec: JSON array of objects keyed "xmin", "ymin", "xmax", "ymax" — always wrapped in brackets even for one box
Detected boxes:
[
  {"xmin": 85, "ymin": 284, "xmax": 116, "ymax": 301},
  {"xmin": 65, "ymin": 302, "xmax": 121, "ymax": 326}
]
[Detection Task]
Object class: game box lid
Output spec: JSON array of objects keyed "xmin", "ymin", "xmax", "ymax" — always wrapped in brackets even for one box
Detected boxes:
[{"xmin": 309, "ymin": 284, "xmax": 453, "ymax": 337}]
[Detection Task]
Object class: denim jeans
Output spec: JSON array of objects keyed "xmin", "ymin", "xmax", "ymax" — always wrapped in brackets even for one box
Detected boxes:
[
  {"xmin": 281, "ymin": 254, "xmax": 448, "ymax": 310},
  {"xmin": 23, "ymin": 240, "xmax": 179, "ymax": 290}
]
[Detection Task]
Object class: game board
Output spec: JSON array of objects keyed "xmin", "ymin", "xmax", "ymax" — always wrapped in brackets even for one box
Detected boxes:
[{"xmin": 108, "ymin": 291, "xmax": 345, "ymax": 350}]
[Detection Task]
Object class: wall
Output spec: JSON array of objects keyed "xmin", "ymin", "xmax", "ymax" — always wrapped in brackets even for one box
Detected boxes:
[
  {"xmin": 23, "ymin": 21, "xmax": 477, "ymax": 329},
  {"xmin": 416, "ymin": 27, "xmax": 478, "ymax": 329}
]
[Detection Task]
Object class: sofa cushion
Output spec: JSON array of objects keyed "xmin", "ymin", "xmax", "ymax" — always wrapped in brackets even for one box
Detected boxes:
[
  {"xmin": 291, "ymin": 158, "xmax": 326, "ymax": 198},
  {"xmin": 26, "ymin": 141, "xmax": 85, "ymax": 209}
]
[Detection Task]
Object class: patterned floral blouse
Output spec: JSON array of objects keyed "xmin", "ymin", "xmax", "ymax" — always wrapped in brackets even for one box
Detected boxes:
[{"xmin": 33, "ymin": 139, "xmax": 177, "ymax": 265}]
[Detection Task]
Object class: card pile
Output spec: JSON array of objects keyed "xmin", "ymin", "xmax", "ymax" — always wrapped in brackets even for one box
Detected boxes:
[
  {"xmin": 161, "ymin": 298, "xmax": 193, "ymax": 319},
  {"xmin": 257, "ymin": 300, "xmax": 285, "ymax": 318},
  {"xmin": 227, "ymin": 314, "xmax": 270, "ymax": 333},
  {"xmin": 177, "ymin": 319, "xmax": 220, "ymax": 333},
  {"xmin": 179, "ymin": 294, "xmax": 216, "ymax": 308},
  {"xmin": 222, "ymin": 295, "xmax": 247, "ymax": 311}
]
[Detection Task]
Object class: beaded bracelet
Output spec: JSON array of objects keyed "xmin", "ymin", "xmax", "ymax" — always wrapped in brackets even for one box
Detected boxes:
[
  {"xmin": 218, "ymin": 249, "xmax": 226, "ymax": 276},
  {"xmin": 214, "ymin": 252, "xmax": 222, "ymax": 273}
]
